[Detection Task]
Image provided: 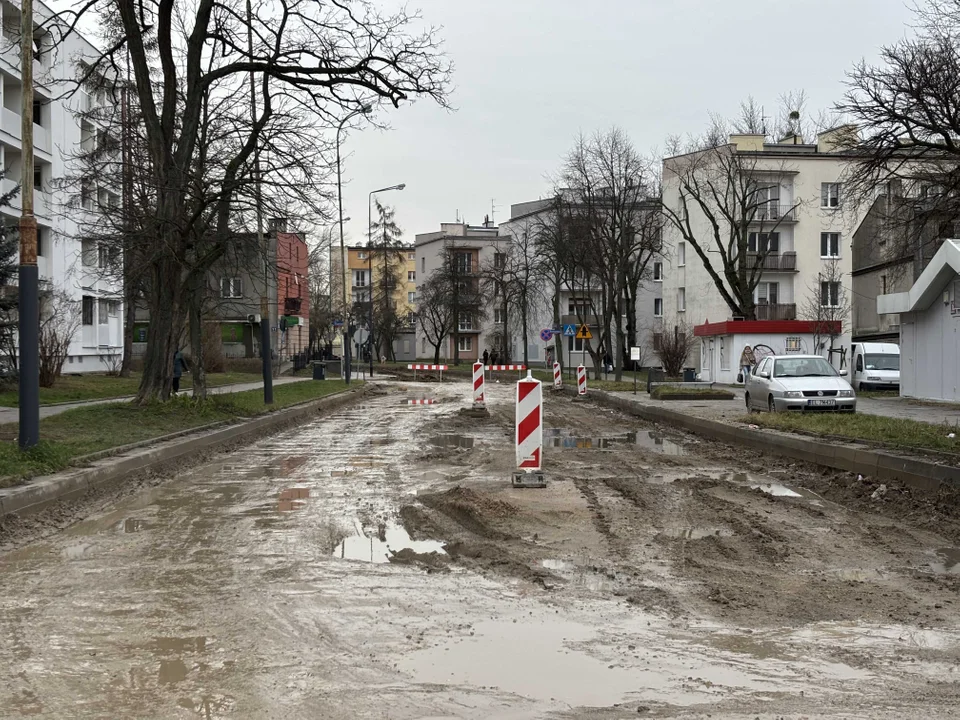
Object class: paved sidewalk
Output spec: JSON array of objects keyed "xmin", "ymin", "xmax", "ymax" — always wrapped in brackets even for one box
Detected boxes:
[
  {"xmin": 0, "ymin": 376, "xmax": 311, "ymax": 425},
  {"xmin": 612, "ymin": 385, "xmax": 960, "ymax": 426}
]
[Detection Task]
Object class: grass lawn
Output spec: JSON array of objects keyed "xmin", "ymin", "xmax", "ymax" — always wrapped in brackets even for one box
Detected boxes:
[
  {"xmin": 0, "ymin": 371, "xmax": 265, "ymax": 407},
  {"xmin": 651, "ymin": 385, "xmax": 734, "ymax": 400},
  {"xmin": 0, "ymin": 379, "xmax": 357, "ymax": 488},
  {"xmin": 745, "ymin": 412, "xmax": 960, "ymax": 455}
]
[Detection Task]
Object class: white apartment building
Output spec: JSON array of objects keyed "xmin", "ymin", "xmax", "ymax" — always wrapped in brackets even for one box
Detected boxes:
[
  {"xmin": 659, "ymin": 128, "xmax": 865, "ymax": 372},
  {"xmin": 0, "ymin": 2, "xmax": 122, "ymax": 371}
]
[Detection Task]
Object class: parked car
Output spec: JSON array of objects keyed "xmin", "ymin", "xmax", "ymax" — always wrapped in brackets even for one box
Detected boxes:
[
  {"xmin": 850, "ymin": 342, "xmax": 899, "ymax": 391},
  {"xmin": 745, "ymin": 354, "xmax": 856, "ymax": 413}
]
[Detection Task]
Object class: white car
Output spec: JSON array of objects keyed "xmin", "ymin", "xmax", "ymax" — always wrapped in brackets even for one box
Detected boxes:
[{"xmin": 745, "ymin": 355, "xmax": 857, "ymax": 413}]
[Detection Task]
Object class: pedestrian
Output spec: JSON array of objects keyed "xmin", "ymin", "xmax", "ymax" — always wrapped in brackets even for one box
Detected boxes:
[
  {"xmin": 603, "ymin": 352, "xmax": 613, "ymax": 374},
  {"xmin": 739, "ymin": 344, "xmax": 756, "ymax": 383},
  {"xmin": 172, "ymin": 347, "xmax": 188, "ymax": 395},
  {"xmin": 482, "ymin": 348, "xmax": 489, "ymax": 367},
  {"xmin": 491, "ymin": 349, "xmax": 499, "ymax": 367}
]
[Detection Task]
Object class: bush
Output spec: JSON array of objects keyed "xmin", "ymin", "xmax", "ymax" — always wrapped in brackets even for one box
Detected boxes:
[{"xmin": 223, "ymin": 357, "xmax": 264, "ymax": 375}]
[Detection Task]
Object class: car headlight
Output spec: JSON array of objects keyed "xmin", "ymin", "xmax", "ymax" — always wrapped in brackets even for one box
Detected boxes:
[
  {"xmin": 838, "ymin": 389, "xmax": 854, "ymax": 397},
  {"xmin": 784, "ymin": 391, "xmax": 804, "ymax": 398}
]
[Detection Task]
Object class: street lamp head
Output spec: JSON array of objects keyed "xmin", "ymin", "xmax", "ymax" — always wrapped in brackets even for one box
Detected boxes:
[{"xmin": 397, "ymin": 183, "xmax": 406, "ymax": 191}]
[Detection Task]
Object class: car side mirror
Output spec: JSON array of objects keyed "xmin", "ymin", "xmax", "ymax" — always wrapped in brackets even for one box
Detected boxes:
[
  {"xmin": 839, "ymin": 369, "xmax": 849, "ymax": 377},
  {"xmin": 759, "ymin": 371, "xmax": 770, "ymax": 379}
]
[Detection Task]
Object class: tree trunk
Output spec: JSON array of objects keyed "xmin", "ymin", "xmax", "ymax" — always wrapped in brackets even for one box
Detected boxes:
[
  {"xmin": 137, "ymin": 261, "xmax": 185, "ymax": 404},
  {"xmin": 433, "ymin": 342, "xmax": 441, "ymax": 364},
  {"xmin": 188, "ymin": 296, "xmax": 206, "ymax": 401},
  {"xmin": 120, "ymin": 276, "xmax": 136, "ymax": 377}
]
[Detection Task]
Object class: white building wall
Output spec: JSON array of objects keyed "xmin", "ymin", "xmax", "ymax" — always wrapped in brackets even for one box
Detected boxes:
[
  {"xmin": 900, "ymin": 300, "xmax": 960, "ymax": 402},
  {"xmin": 0, "ymin": 1, "xmax": 123, "ymax": 372}
]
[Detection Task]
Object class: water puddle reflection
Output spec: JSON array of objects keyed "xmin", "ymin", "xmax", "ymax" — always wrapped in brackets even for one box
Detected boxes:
[
  {"xmin": 333, "ymin": 523, "xmax": 446, "ymax": 564},
  {"xmin": 545, "ymin": 429, "xmax": 685, "ymax": 455},
  {"xmin": 278, "ymin": 487, "xmax": 309, "ymax": 512},
  {"xmin": 930, "ymin": 547, "xmax": 960, "ymax": 574},
  {"xmin": 659, "ymin": 526, "xmax": 733, "ymax": 540},
  {"xmin": 541, "ymin": 559, "xmax": 617, "ymax": 591},
  {"xmin": 430, "ymin": 434, "xmax": 475, "ymax": 450}
]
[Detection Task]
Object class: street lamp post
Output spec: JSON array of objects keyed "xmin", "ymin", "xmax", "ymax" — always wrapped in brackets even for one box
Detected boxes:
[
  {"xmin": 335, "ymin": 104, "xmax": 371, "ymax": 385},
  {"xmin": 367, "ymin": 183, "xmax": 405, "ymax": 377}
]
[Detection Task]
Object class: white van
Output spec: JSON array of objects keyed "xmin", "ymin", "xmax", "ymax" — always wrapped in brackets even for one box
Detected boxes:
[{"xmin": 849, "ymin": 342, "xmax": 900, "ymax": 391}]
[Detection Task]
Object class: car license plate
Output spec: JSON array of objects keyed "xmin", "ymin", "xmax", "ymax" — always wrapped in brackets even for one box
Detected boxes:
[{"xmin": 809, "ymin": 398, "xmax": 836, "ymax": 407}]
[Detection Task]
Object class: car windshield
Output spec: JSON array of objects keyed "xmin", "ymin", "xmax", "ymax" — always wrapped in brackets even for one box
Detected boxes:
[
  {"xmin": 864, "ymin": 353, "xmax": 899, "ymax": 371},
  {"xmin": 773, "ymin": 357, "xmax": 839, "ymax": 378}
]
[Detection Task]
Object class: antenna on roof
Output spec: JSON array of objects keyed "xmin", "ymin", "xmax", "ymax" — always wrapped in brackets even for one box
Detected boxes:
[{"xmin": 491, "ymin": 198, "xmax": 499, "ymax": 224}]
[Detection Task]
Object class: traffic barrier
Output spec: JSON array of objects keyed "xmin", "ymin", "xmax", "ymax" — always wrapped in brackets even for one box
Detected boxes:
[
  {"xmin": 407, "ymin": 398, "xmax": 439, "ymax": 405},
  {"xmin": 577, "ymin": 365, "xmax": 587, "ymax": 396},
  {"xmin": 407, "ymin": 364, "xmax": 448, "ymax": 382},
  {"xmin": 513, "ymin": 371, "xmax": 545, "ymax": 488},
  {"xmin": 488, "ymin": 364, "xmax": 527, "ymax": 381},
  {"xmin": 553, "ymin": 362, "xmax": 562, "ymax": 389},
  {"xmin": 472, "ymin": 362, "xmax": 485, "ymax": 407}
]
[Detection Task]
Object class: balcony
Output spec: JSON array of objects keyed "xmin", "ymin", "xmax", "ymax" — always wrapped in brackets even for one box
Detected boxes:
[
  {"xmin": 749, "ymin": 204, "xmax": 797, "ymax": 223},
  {"xmin": 745, "ymin": 251, "xmax": 798, "ymax": 272},
  {"xmin": 754, "ymin": 303, "xmax": 797, "ymax": 321}
]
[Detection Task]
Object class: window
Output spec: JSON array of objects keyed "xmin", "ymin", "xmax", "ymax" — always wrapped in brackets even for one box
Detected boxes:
[
  {"xmin": 748, "ymin": 232, "xmax": 780, "ymax": 253},
  {"xmin": 820, "ymin": 232, "xmax": 840, "ymax": 258},
  {"xmin": 408, "ymin": 252, "xmax": 415, "ymax": 261},
  {"xmin": 821, "ymin": 182, "xmax": 841, "ymax": 208},
  {"xmin": 653, "ymin": 262, "xmax": 663, "ymax": 281},
  {"xmin": 458, "ymin": 336, "xmax": 473, "ymax": 352},
  {"xmin": 34, "ymin": 166, "xmax": 42, "ymax": 191},
  {"xmin": 756, "ymin": 281, "xmax": 779, "ymax": 305},
  {"xmin": 98, "ymin": 299, "xmax": 109, "ymax": 325},
  {"xmin": 677, "ymin": 287, "xmax": 686, "ymax": 312},
  {"xmin": 677, "ymin": 242, "xmax": 686, "ymax": 266},
  {"xmin": 568, "ymin": 298, "xmax": 591, "ymax": 316},
  {"xmin": 109, "ymin": 301, "xmax": 119, "ymax": 318},
  {"xmin": 568, "ymin": 335, "xmax": 585, "ymax": 352},
  {"xmin": 455, "ymin": 252, "xmax": 473, "ymax": 274},
  {"xmin": 880, "ymin": 274, "xmax": 887, "ymax": 295},
  {"xmin": 652, "ymin": 333, "xmax": 663, "ymax": 352},
  {"xmin": 654, "ymin": 298, "xmax": 663, "ymax": 317},
  {"xmin": 36, "ymin": 227, "xmax": 44, "ymax": 257},
  {"xmin": 220, "ymin": 277, "xmax": 243, "ymax": 298},
  {"xmin": 408, "ymin": 271, "xmax": 416, "ymax": 282},
  {"xmin": 353, "ymin": 270, "xmax": 367, "ymax": 287},
  {"xmin": 98, "ymin": 244, "xmax": 110, "ymax": 269},
  {"xmin": 421, "ymin": 257, "xmax": 425, "ymax": 272},
  {"xmin": 865, "ymin": 354, "xmax": 899, "ymax": 371},
  {"xmin": 458, "ymin": 313, "xmax": 473, "ymax": 331},
  {"xmin": 81, "ymin": 239, "xmax": 95, "ymax": 266},
  {"xmin": 820, "ymin": 281, "xmax": 841, "ymax": 307},
  {"xmin": 494, "ymin": 252, "xmax": 506, "ymax": 269},
  {"xmin": 408, "ymin": 291, "xmax": 416, "ymax": 304},
  {"xmin": 754, "ymin": 184, "xmax": 780, "ymax": 217},
  {"xmin": 81, "ymin": 180, "xmax": 94, "ymax": 210},
  {"xmin": 357, "ymin": 251, "xmax": 367, "ymax": 260},
  {"xmin": 494, "ymin": 308, "xmax": 506, "ymax": 324},
  {"xmin": 81, "ymin": 296, "xmax": 94, "ymax": 325},
  {"xmin": 33, "ymin": 99, "xmax": 43, "ymax": 126}
]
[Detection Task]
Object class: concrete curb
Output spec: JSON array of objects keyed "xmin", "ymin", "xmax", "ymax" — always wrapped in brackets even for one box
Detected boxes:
[
  {"xmin": 0, "ymin": 385, "xmax": 373, "ymax": 518},
  {"xmin": 561, "ymin": 386, "xmax": 960, "ymax": 494}
]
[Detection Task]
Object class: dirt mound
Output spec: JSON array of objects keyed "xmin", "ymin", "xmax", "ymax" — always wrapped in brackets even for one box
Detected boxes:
[
  {"xmin": 417, "ymin": 486, "xmax": 519, "ymax": 540},
  {"xmin": 387, "ymin": 547, "xmax": 450, "ymax": 572}
]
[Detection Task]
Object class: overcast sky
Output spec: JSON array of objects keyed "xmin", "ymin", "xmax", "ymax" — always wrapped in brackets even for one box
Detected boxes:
[{"xmin": 339, "ymin": 0, "xmax": 914, "ymax": 247}]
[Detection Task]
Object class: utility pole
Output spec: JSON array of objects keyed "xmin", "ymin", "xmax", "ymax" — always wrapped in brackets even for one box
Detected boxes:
[
  {"xmin": 247, "ymin": 0, "xmax": 272, "ymax": 404},
  {"xmin": 18, "ymin": 0, "xmax": 39, "ymax": 449}
]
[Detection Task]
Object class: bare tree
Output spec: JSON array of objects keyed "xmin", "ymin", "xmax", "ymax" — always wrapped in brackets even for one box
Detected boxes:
[
  {"xmin": 415, "ymin": 275, "xmax": 453, "ymax": 363},
  {"xmin": 38, "ymin": 290, "xmax": 82, "ymax": 388},
  {"xmin": 653, "ymin": 319, "xmax": 693, "ymax": 378},
  {"xmin": 799, "ymin": 260, "xmax": 851, "ymax": 361}
]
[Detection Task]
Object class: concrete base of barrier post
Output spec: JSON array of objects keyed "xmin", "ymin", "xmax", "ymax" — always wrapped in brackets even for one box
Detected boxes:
[
  {"xmin": 511, "ymin": 470, "xmax": 546, "ymax": 488},
  {"xmin": 464, "ymin": 402, "xmax": 489, "ymax": 418}
]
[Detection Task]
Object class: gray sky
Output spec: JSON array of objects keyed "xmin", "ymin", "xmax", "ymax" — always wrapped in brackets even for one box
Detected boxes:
[{"xmin": 341, "ymin": 0, "xmax": 913, "ymax": 246}]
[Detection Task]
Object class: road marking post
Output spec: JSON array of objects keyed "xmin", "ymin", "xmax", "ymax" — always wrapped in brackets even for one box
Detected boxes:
[
  {"xmin": 553, "ymin": 361, "xmax": 562, "ymax": 390},
  {"xmin": 407, "ymin": 398, "xmax": 438, "ymax": 405},
  {"xmin": 489, "ymin": 364, "xmax": 527, "ymax": 381},
  {"xmin": 512, "ymin": 370, "xmax": 545, "ymax": 488},
  {"xmin": 577, "ymin": 365, "xmax": 587, "ymax": 396},
  {"xmin": 472, "ymin": 362, "xmax": 485, "ymax": 408}
]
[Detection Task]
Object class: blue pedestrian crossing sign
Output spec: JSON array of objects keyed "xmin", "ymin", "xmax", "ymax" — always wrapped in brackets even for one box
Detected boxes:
[{"xmin": 562, "ymin": 324, "xmax": 576, "ymax": 337}]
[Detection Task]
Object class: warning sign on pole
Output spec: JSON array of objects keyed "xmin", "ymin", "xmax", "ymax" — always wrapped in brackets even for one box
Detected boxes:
[{"xmin": 575, "ymin": 324, "xmax": 593, "ymax": 340}]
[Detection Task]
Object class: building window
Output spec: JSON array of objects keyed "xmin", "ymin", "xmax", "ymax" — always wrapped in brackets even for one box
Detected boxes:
[
  {"xmin": 408, "ymin": 291, "xmax": 416, "ymax": 304},
  {"xmin": 36, "ymin": 227, "xmax": 44, "ymax": 256},
  {"xmin": 353, "ymin": 270, "xmax": 367, "ymax": 288},
  {"xmin": 421, "ymin": 257, "xmax": 425, "ymax": 272},
  {"xmin": 98, "ymin": 299, "xmax": 109, "ymax": 325},
  {"xmin": 652, "ymin": 333, "xmax": 663, "ymax": 352},
  {"xmin": 820, "ymin": 281, "xmax": 841, "ymax": 307},
  {"xmin": 458, "ymin": 313, "xmax": 473, "ymax": 331},
  {"xmin": 677, "ymin": 287, "xmax": 686, "ymax": 312},
  {"xmin": 98, "ymin": 244, "xmax": 110, "ymax": 269},
  {"xmin": 220, "ymin": 277, "xmax": 243, "ymax": 298},
  {"xmin": 408, "ymin": 252, "xmax": 415, "ymax": 261},
  {"xmin": 677, "ymin": 242, "xmax": 686, "ymax": 266},
  {"xmin": 820, "ymin": 232, "xmax": 840, "ymax": 258},
  {"xmin": 82, "ymin": 296, "xmax": 94, "ymax": 325},
  {"xmin": 494, "ymin": 252, "xmax": 506, "ymax": 269},
  {"xmin": 880, "ymin": 274, "xmax": 887, "ymax": 295},
  {"xmin": 653, "ymin": 262, "xmax": 663, "ymax": 281},
  {"xmin": 357, "ymin": 251, "xmax": 367, "ymax": 260},
  {"xmin": 568, "ymin": 298, "xmax": 591, "ymax": 316},
  {"xmin": 408, "ymin": 270, "xmax": 416, "ymax": 282},
  {"xmin": 34, "ymin": 166, "xmax": 42, "ymax": 191},
  {"xmin": 654, "ymin": 298, "xmax": 663, "ymax": 317},
  {"xmin": 33, "ymin": 99, "xmax": 44, "ymax": 126},
  {"xmin": 821, "ymin": 182, "xmax": 841, "ymax": 208},
  {"xmin": 748, "ymin": 232, "xmax": 780, "ymax": 253},
  {"xmin": 756, "ymin": 281, "xmax": 779, "ymax": 305},
  {"xmin": 458, "ymin": 336, "xmax": 473, "ymax": 352},
  {"xmin": 568, "ymin": 335, "xmax": 585, "ymax": 352},
  {"xmin": 109, "ymin": 301, "xmax": 119, "ymax": 317},
  {"xmin": 455, "ymin": 252, "xmax": 473, "ymax": 274},
  {"xmin": 494, "ymin": 308, "xmax": 506, "ymax": 324}
]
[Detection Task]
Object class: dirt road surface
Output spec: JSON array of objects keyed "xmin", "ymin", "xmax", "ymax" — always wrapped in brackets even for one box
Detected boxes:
[{"xmin": 2, "ymin": 380, "xmax": 960, "ymax": 718}]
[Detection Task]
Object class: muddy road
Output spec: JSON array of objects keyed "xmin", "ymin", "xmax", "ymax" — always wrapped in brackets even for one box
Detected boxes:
[{"xmin": 2, "ymin": 380, "xmax": 960, "ymax": 719}]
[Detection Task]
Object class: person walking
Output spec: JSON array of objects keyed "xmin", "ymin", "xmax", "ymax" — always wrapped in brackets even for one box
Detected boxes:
[
  {"xmin": 172, "ymin": 348, "xmax": 189, "ymax": 395},
  {"xmin": 482, "ymin": 348, "xmax": 489, "ymax": 367},
  {"xmin": 739, "ymin": 344, "xmax": 756, "ymax": 383},
  {"xmin": 490, "ymin": 349, "xmax": 499, "ymax": 367}
]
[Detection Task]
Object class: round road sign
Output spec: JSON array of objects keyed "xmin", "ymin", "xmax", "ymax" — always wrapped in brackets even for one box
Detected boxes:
[{"xmin": 539, "ymin": 328, "xmax": 554, "ymax": 342}]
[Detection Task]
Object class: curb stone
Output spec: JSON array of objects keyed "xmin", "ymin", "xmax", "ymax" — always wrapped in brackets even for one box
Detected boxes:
[
  {"xmin": 0, "ymin": 385, "xmax": 372, "ymax": 518},
  {"xmin": 560, "ymin": 386, "xmax": 960, "ymax": 495}
]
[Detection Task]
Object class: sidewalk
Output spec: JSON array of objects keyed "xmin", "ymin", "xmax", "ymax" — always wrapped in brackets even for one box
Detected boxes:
[
  {"xmin": 0, "ymin": 376, "xmax": 310, "ymax": 425},
  {"xmin": 625, "ymin": 385, "xmax": 960, "ymax": 426}
]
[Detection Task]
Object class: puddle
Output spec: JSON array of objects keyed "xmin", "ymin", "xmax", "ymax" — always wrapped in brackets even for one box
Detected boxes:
[
  {"xmin": 430, "ymin": 434, "xmax": 475, "ymax": 449},
  {"xmin": 545, "ymin": 429, "xmax": 685, "ymax": 454},
  {"xmin": 752, "ymin": 483, "xmax": 803, "ymax": 498},
  {"xmin": 659, "ymin": 526, "xmax": 732, "ymax": 540},
  {"xmin": 540, "ymin": 560, "xmax": 617, "ymax": 591},
  {"xmin": 333, "ymin": 523, "xmax": 446, "ymax": 564},
  {"xmin": 930, "ymin": 547, "xmax": 960, "ymax": 574},
  {"xmin": 158, "ymin": 658, "xmax": 188, "ymax": 685},
  {"xmin": 116, "ymin": 518, "xmax": 150, "ymax": 534},
  {"xmin": 278, "ymin": 487, "xmax": 309, "ymax": 512}
]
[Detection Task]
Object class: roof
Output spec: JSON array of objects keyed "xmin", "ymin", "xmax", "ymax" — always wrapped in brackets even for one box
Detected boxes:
[
  {"xmin": 694, "ymin": 320, "xmax": 842, "ymax": 337},
  {"xmin": 877, "ymin": 239, "xmax": 960, "ymax": 314}
]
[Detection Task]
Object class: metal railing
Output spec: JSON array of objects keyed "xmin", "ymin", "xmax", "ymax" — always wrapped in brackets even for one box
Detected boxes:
[
  {"xmin": 754, "ymin": 303, "xmax": 797, "ymax": 321},
  {"xmin": 750, "ymin": 204, "xmax": 796, "ymax": 222},
  {"xmin": 746, "ymin": 251, "xmax": 798, "ymax": 271}
]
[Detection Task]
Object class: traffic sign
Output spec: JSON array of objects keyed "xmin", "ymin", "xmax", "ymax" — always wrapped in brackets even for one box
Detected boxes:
[
  {"xmin": 333, "ymin": 319, "xmax": 344, "ymax": 328},
  {"xmin": 539, "ymin": 328, "xmax": 553, "ymax": 342},
  {"xmin": 630, "ymin": 346, "xmax": 641, "ymax": 361},
  {"xmin": 562, "ymin": 324, "xmax": 576, "ymax": 337},
  {"xmin": 575, "ymin": 324, "xmax": 593, "ymax": 340}
]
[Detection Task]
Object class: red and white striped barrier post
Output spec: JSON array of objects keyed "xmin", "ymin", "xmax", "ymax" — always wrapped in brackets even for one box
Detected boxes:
[
  {"xmin": 489, "ymin": 364, "xmax": 527, "ymax": 381},
  {"xmin": 577, "ymin": 365, "xmax": 587, "ymax": 396},
  {"xmin": 553, "ymin": 361, "xmax": 562, "ymax": 389},
  {"xmin": 472, "ymin": 361, "xmax": 485, "ymax": 408},
  {"xmin": 407, "ymin": 364, "xmax": 448, "ymax": 382},
  {"xmin": 513, "ymin": 371, "xmax": 545, "ymax": 488}
]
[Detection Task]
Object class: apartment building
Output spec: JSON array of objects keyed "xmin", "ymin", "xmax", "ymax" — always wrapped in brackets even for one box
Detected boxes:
[
  {"xmin": 659, "ymin": 128, "xmax": 866, "ymax": 371},
  {"xmin": 329, "ymin": 242, "xmax": 417, "ymax": 361},
  {"xmin": 0, "ymin": 2, "xmax": 123, "ymax": 370}
]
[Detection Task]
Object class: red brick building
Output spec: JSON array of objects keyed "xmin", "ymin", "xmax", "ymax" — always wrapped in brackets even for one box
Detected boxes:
[{"xmin": 277, "ymin": 231, "xmax": 310, "ymax": 356}]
